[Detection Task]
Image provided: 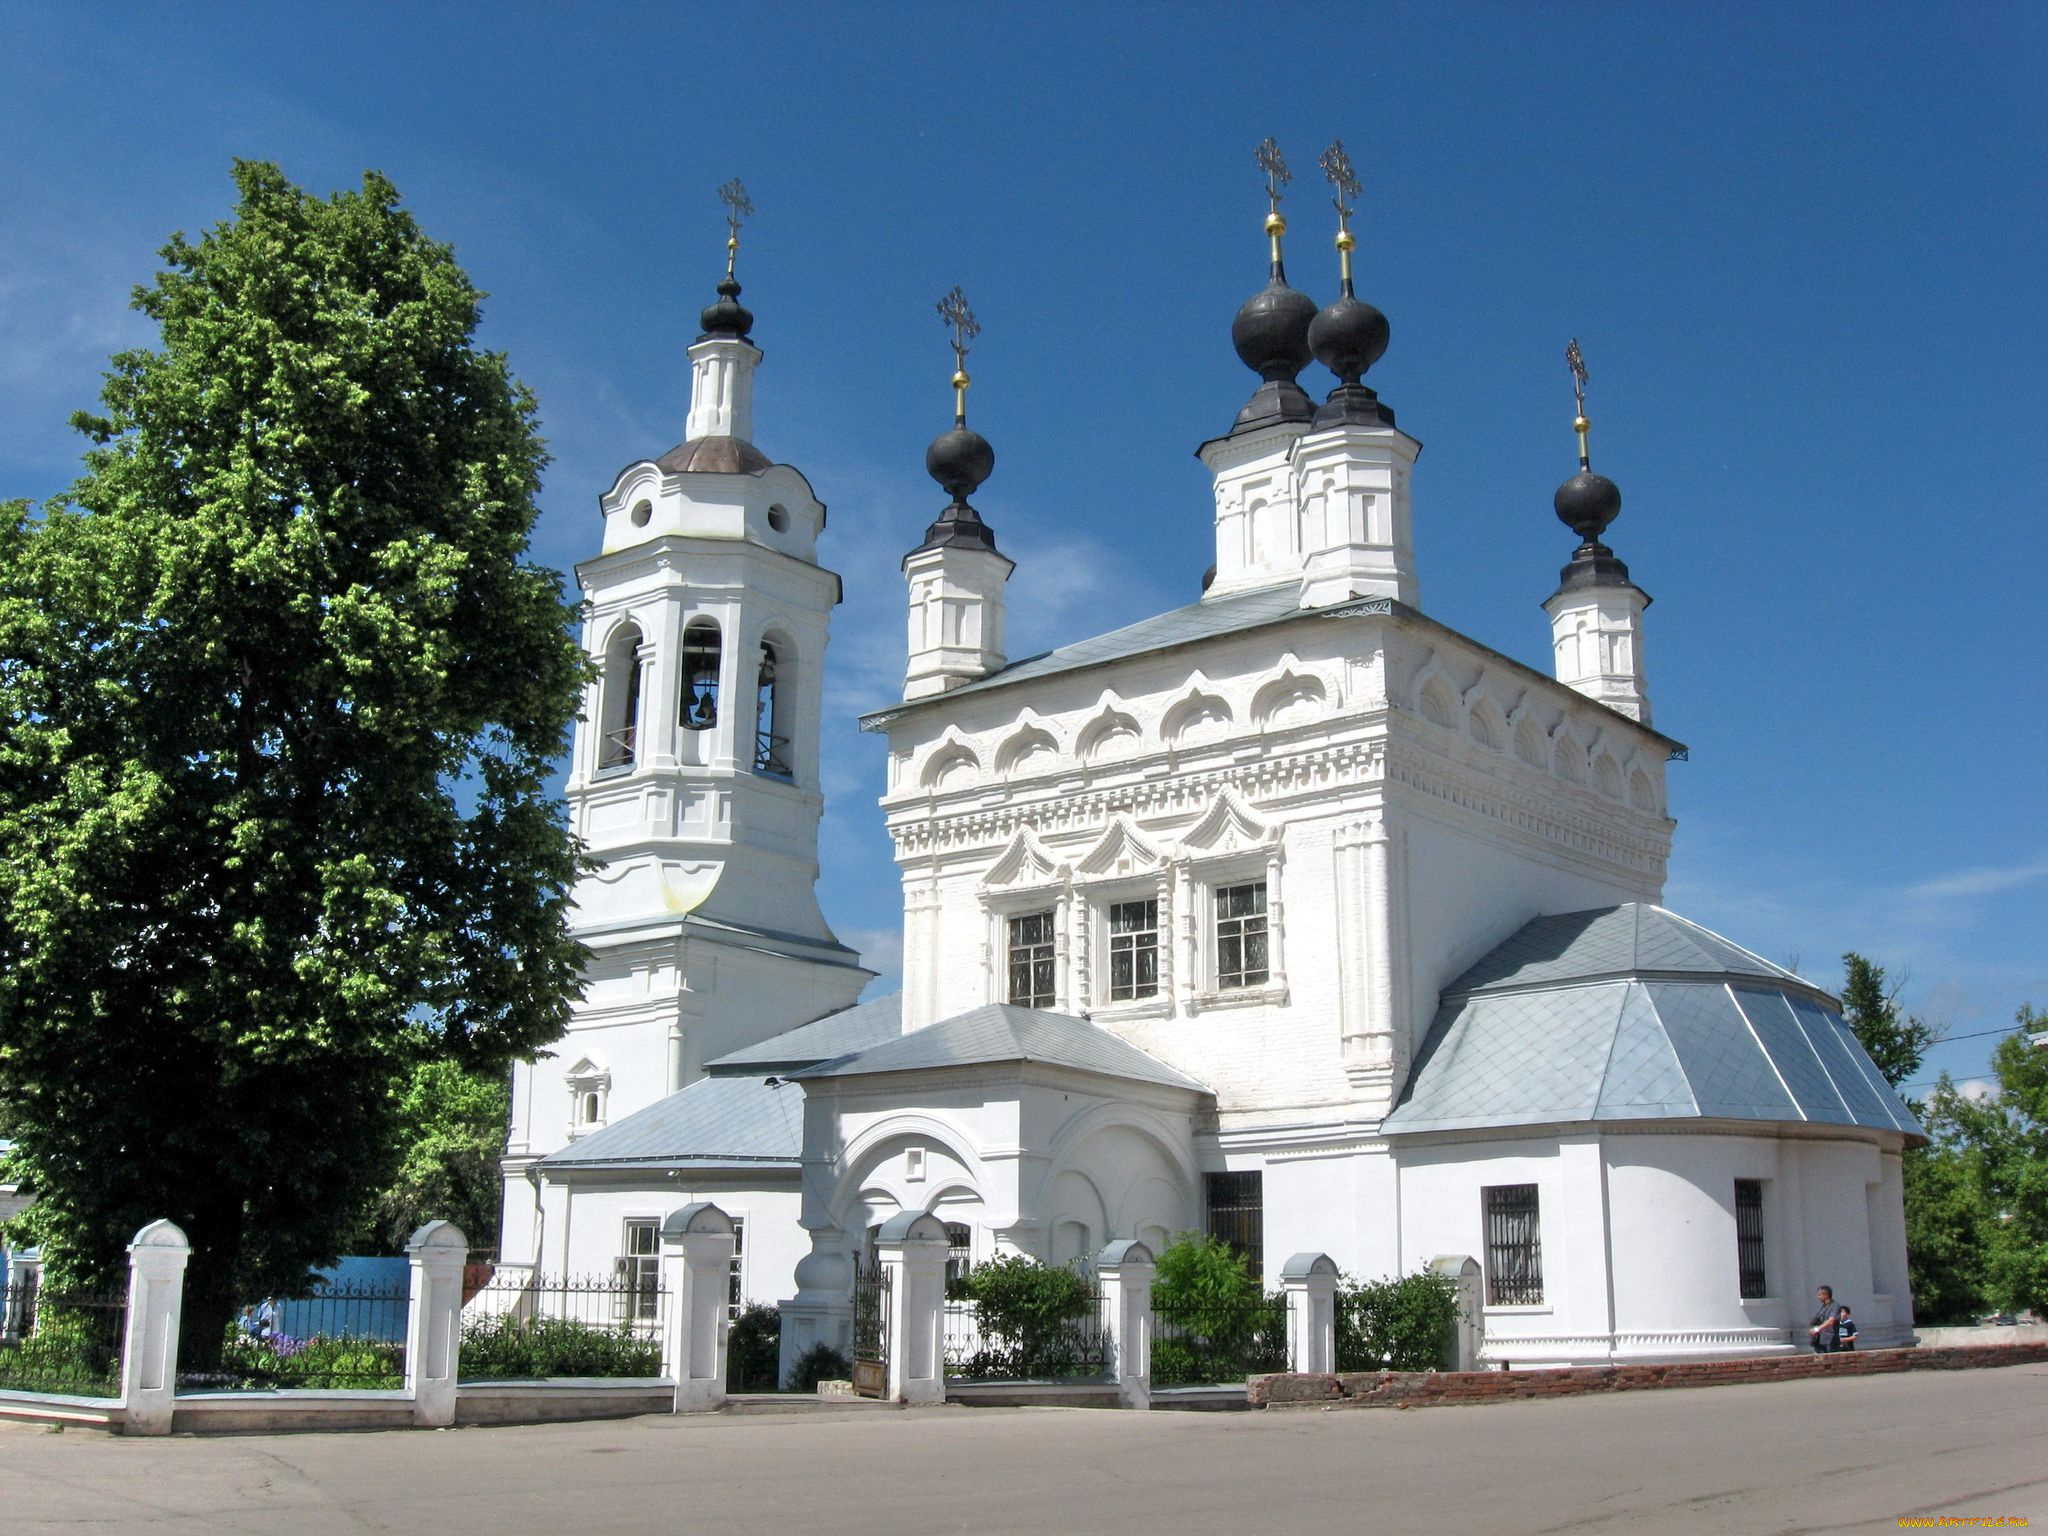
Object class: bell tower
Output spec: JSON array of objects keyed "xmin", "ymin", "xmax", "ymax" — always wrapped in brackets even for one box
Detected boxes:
[{"xmin": 500, "ymin": 183, "xmax": 870, "ymax": 1256}]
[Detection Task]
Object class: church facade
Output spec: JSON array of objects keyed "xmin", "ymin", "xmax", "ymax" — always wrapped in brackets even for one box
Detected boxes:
[{"xmin": 499, "ymin": 166, "xmax": 1920, "ymax": 1381}]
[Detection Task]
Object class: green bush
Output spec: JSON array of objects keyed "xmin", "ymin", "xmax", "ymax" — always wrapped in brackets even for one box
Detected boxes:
[
  {"xmin": 1336, "ymin": 1270, "xmax": 1462, "ymax": 1373},
  {"xmin": 727, "ymin": 1303, "xmax": 781, "ymax": 1391},
  {"xmin": 789, "ymin": 1341, "xmax": 851, "ymax": 1392},
  {"xmin": 457, "ymin": 1313, "xmax": 662, "ymax": 1381},
  {"xmin": 1148, "ymin": 1233, "xmax": 1287, "ymax": 1386},
  {"xmin": 949, "ymin": 1254, "xmax": 1099, "ymax": 1379},
  {"xmin": 209, "ymin": 1324, "xmax": 405, "ymax": 1389}
]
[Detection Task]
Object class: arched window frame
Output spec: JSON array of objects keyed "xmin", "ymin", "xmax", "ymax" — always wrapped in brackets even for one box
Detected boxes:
[
  {"xmin": 754, "ymin": 636, "xmax": 793, "ymax": 778},
  {"xmin": 680, "ymin": 618, "xmax": 722, "ymax": 732},
  {"xmin": 597, "ymin": 622, "xmax": 644, "ymax": 772}
]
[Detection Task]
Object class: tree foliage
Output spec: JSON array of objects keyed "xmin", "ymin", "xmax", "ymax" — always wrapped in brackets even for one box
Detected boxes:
[
  {"xmin": 1336, "ymin": 1270, "xmax": 1462, "ymax": 1373},
  {"xmin": 345, "ymin": 1054, "xmax": 510, "ymax": 1256},
  {"xmin": 0, "ymin": 162, "xmax": 587, "ymax": 1352},
  {"xmin": 1840, "ymin": 952, "xmax": 1938, "ymax": 1099}
]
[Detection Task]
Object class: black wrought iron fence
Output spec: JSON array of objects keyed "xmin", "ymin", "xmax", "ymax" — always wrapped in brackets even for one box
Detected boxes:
[
  {"xmin": 0, "ymin": 1277, "xmax": 126, "ymax": 1398},
  {"xmin": 942, "ymin": 1296, "xmax": 1113, "ymax": 1381},
  {"xmin": 179, "ymin": 1275, "xmax": 411, "ymax": 1393},
  {"xmin": 1150, "ymin": 1291, "xmax": 1288, "ymax": 1386},
  {"xmin": 459, "ymin": 1273, "xmax": 666, "ymax": 1381}
]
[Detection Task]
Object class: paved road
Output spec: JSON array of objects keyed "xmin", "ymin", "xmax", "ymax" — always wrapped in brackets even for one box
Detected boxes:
[{"xmin": 4, "ymin": 1363, "xmax": 2045, "ymax": 1534}]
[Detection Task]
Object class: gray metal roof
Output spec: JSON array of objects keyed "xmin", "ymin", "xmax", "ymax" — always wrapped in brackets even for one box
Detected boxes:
[
  {"xmin": 1382, "ymin": 907, "xmax": 1923, "ymax": 1140},
  {"xmin": 705, "ymin": 994, "xmax": 904, "ymax": 1073},
  {"xmin": 540, "ymin": 1074, "xmax": 804, "ymax": 1171},
  {"xmin": 789, "ymin": 1004, "xmax": 1210, "ymax": 1093},
  {"xmin": 1446, "ymin": 904, "xmax": 1809, "ymax": 996},
  {"xmin": 858, "ymin": 589, "xmax": 1686, "ymax": 754}
]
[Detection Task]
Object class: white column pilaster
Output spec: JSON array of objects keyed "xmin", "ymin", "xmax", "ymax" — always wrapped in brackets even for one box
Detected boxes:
[{"xmin": 404, "ymin": 1220, "xmax": 468, "ymax": 1428}]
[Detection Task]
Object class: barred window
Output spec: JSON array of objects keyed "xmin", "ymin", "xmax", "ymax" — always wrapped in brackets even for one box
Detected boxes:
[
  {"xmin": 1006, "ymin": 911, "xmax": 1057, "ymax": 1008},
  {"xmin": 1215, "ymin": 882, "xmax": 1269, "ymax": 990},
  {"xmin": 945, "ymin": 1223, "xmax": 973, "ymax": 1289},
  {"xmin": 1107, "ymin": 899, "xmax": 1160, "ymax": 1002},
  {"xmin": 1484, "ymin": 1185, "xmax": 1544, "ymax": 1306},
  {"xmin": 1735, "ymin": 1180, "xmax": 1767, "ymax": 1300},
  {"xmin": 618, "ymin": 1218, "xmax": 661, "ymax": 1322},
  {"xmin": 1205, "ymin": 1170, "xmax": 1264, "ymax": 1281}
]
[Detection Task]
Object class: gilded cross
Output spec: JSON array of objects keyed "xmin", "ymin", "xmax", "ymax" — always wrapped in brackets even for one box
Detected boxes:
[
  {"xmin": 718, "ymin": 177, "xmax": 754, "ymax": 277},
  {"xmin": 937, "ymin": 285, "xmax": 980, "ymax": 372},
  {"xmin": 1256, "ymin": 137, "xmax": 1291, "ymax": 213},
  {"xmin": 1566, "ymin": 337, "xmax": 1589, "ymax": 417},
  {"xmin": 1319, "ymin": 139, "xmax": 1360, "ymax": 227}
]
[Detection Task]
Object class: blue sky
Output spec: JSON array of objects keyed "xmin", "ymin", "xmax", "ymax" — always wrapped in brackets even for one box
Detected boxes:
[{"xmin": 3, "ymin": 2, "xmax": 2042, "ymax": 1094}]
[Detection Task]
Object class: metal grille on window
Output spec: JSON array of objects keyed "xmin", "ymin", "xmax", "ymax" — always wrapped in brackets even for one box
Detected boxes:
[
  {"xmin": 1484, "ymin": 1185, "xmax": 1544, "ymax": 1305},
  {"xmin": 1205, "ymin": 1170, "xmax": 1264, "ymax": 1281},
  {"xmin": 944, "ymin": 1223, "xmax": 972, "ymax": 1289},
  {"xmin": 727, "ymin": 1217, "xmax": 746, "ymax": 1319},
  {"xmin": 1735, "ymin": 1179, "xmax": 1767, "ymax": 1300},
  {"xmin": 1215, "ymin": 881, "xmax": 1269, "ymax": 989},
  {"xmin": 617, "ymin": 1219, "xmax": 662, "ymax": 1322},
  {"xmin": 1006, "ymin": 911, "xmax": 1057, "ymax": 1008},
  {"xmin": 1107, "ymin": 899, "xmax": 1160, "ymax": 1001}
]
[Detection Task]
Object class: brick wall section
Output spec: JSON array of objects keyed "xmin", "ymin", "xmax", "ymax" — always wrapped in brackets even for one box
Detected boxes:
[{"xmin": 1248, "ymin": 1342, "xmax": 2048, "ymax": 1410}]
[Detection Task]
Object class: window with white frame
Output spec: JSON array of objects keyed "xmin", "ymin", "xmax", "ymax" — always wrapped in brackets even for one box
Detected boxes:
[
  {"xmin": 1214, "ymin": 881, "xmax": 1269, "ymax": 990},
  {"xmin": 565, "ymin": 1061, "xmax": 610, "ymax": 1136},
  {"xmin": 618, "ymin": 1219, "xmax": 661, "ymax": 1323},
  {"xmin": 1006, "ymin": 910, "xmax": 1057, "ymax": 1008},
  {"xmin": 727, "ymin": 1217, "xmax": 747, "ymax": 1319},
  {"xmin": 1105, "ymin": 898, "xmax": 1160, "ymax": 1002},
  {"xmin": 1483, "ymin": 1184, "xmax": 1544, "ymax": 1306}
]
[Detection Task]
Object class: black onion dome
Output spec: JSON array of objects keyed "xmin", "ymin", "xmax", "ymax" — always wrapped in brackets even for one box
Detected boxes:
[
  {"xmin": 1232, "ymin": 277, "xmax": 1317, "ymax": 382},
  {"xmin": 1554, "ymin": 470, "xmax": 1622, "ymax": 545},
  {"xmin": 698, "ymin": 276, "xmax": 754, "ymax": 341},
  {"xmin": 926, "ymin": 423, "xmax": 995, "ymax": 504},
  {"xmin": 1309, "ymin": 293, "xmax": 1390, "ymax": 386}
]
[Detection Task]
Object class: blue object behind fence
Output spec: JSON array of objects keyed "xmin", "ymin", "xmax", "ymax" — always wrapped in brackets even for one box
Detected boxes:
[{"xmin": 271, "ymin": 1256, "xmax": 411, "ymax": 1345}]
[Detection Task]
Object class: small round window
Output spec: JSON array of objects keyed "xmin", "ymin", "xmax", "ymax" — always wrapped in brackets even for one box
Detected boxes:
[
  {"xmin": 630, "ymin": 499, "xmax": 653, "ymax": 527},
  {"xmin": 766, "ymin": 504, "xmax": 789, "ymax": 533}
]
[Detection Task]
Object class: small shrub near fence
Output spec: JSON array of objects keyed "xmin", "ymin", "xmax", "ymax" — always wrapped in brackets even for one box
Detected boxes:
[
  {"xmin": 944, "ymin": 1254, "xmax": 1109, "ymax": 1380},
  {"xmin": 182, "ymin": 1278, "xmax": 411, "ymax": 1392},
  {"xmin": 727, "ymin": 1303, "xmax": 781, "ymax": 1392},
  {"xmin": 458, "ymin": 1274, "xmax": 664, "ymax": 1381},
  {"xmin": 0, "ymin": 1280, "xmax": 127, "ymax": 1398},
  {"xmin": 1149, "ymin": 1232, "xmax": 1287, "ymax": 1387},
  {"xmin": 789, "ymin": 1342, "xmax": 850, "ymax": 1392},
  {"xmin": 1335, "ymin": 1270, "xmax": 1461, "ymax": 1373}
]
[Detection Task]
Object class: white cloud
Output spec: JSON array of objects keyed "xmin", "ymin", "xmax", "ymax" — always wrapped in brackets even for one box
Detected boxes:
[
  {"xmin": 1904, "ymin": 854, "xmax": 2048, "ymax": 902},
  {"xmin": 1952, "ymin": 1078, "xmax": 1998, "ymax": 1102}
]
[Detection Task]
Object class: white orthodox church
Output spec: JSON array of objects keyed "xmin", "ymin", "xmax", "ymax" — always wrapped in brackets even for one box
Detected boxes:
[{"xmin": 498, "ymin": 171, "xmax": 1921, "ymax": 1381}]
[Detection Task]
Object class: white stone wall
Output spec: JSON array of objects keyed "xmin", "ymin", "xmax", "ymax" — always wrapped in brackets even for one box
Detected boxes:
[
  {"xmin": 543, "ymin": 1175, "xmax": 805, "ymax": 1311},
  {"xmin": 1390, "ymin": 1126, "xmax": 1914, "ymax": 1364},
  {"xmin": 878, "ymin": 607, "xmax": 1673, "ymax": 1128}
]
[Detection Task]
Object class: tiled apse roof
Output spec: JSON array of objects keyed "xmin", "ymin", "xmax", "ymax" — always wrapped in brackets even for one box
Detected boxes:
[
  {"xmin": 790, "ymin": 1004, "xmax": 1209, "ymax": 1093},
  {"xmin": 1382, "ymin": 906, "xmax": 1923, "ymax": 1140}
]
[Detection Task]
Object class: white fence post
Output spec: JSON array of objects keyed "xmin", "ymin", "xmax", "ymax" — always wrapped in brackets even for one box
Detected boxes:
[
  {"xmin": 405, "ymin": 1221, "xmax": 468, "ymax": 1427},
  {"xmin": 1280, "ymin": 1253, "xmax": 1338, "ymax": 1375},
  {"xmin": 875, "ymin": 1212, "xmax": 948, "ymax": 1405},
  {"xmin": 660, "ymin": 1202, "xmax": 733, "ymax": 1413},
  {"xmin": 121, "ymin": 1219, "xmax": 190, "ymax": 1436},
  {"xmin": 1427, "ymin": 1254, "xmax": 1484, "ymax": 1370},
  {"xmin": 1095, "ymin": 1239, "xmax": 1155, "ymax": 1409}
]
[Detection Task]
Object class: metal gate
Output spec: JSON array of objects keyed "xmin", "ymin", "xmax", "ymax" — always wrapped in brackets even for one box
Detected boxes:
[{"xmin": 851, "ymin": 1259, "xmax": 890, "ymax": 1399}]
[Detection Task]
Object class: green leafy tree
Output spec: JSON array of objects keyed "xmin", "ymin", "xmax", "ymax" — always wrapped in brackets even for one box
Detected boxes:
[
  {"xmin": 348, "ymin": 1054, "xmax": 511, "ymax": 1255},
  {"xmin": 1942, "ymin": 1007, "xmax": 2048, "ymax": 1315},
  {"xmin": 1840, "ymin": 952, "xmax": 1938, "ymax": 1101},
  {"xmin": 0, "ymin": 162, "xmax": 587, "ymax": 1362}
]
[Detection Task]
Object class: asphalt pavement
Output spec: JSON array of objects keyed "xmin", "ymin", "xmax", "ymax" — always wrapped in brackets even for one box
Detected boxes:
[{"xmin": 3, "ymin": 1361, "xmax": 2044, "ymax": 1534}]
